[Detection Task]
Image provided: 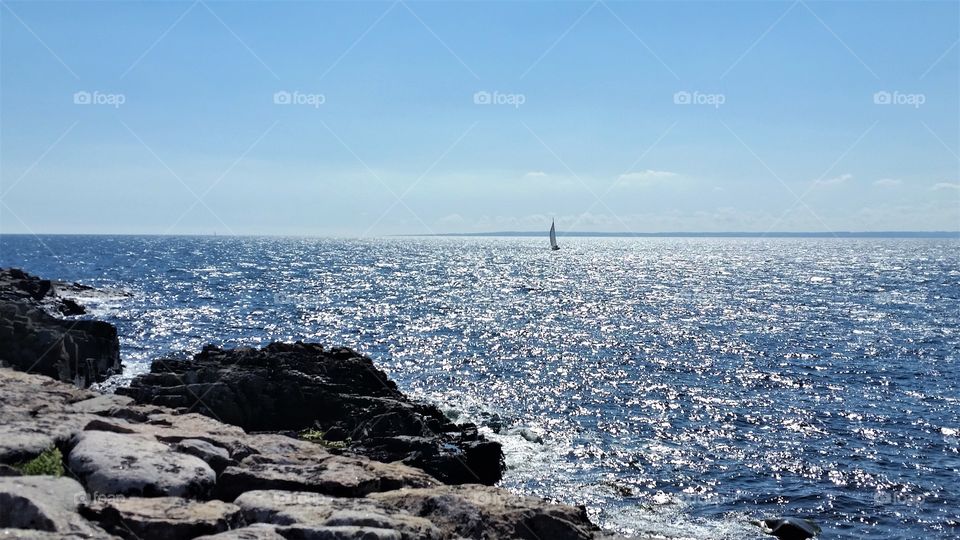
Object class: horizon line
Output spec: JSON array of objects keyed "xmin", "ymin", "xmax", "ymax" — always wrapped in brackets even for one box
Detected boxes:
[
  {"xmin": 409, "ymin": 230, "xmax": 960, "ymax": 238},
  {"xmin": 0, "ymin": 231, "xmax": 957, "ymax": 239}
]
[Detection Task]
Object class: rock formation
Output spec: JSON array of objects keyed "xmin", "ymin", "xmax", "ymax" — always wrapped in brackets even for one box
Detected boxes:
[
  {"xmin": 0, "ymin": 268, "xmax": 120, "ymax": 386},
  {"xmin": 0, "ymin": 367, "xmax": 621, "ymax": 539},
  {"xmin": 118, "ymin": 342, "xmax": 505, "ymax": 485}
]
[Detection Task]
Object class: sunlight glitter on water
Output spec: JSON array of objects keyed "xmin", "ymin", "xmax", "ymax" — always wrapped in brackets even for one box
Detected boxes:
[{"xmin": 2, "ymin": 235, "xmax": 958, "ymax": 539}]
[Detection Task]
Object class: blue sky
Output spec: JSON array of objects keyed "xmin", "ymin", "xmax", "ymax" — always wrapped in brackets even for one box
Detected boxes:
[{"xmin": 1, "ymin": 0, "xmax": 958, "ymax": 235}]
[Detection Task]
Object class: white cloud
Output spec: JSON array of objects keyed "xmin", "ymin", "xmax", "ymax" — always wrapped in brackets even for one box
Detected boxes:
[
  {"xmin": 616, "ymin": 169, "xmax": 678, "ymax": 186},
  {"xmin": 814, "ymin": 173, "xmax": 853, "ymax": 186},
  {"xmin": 523, "ymin": 171, "xmax": 547, "ymax": 179},
  {"xmin": 436, "ymin": 213, "xmax": 466, "ymax": 226},
  {"xmin": 874, "ymin": 178, "xmax": 902, "ymax": 187},
  {"xmin": 932, "ymin": 182, "xmax": 960, "ymax": 191}
]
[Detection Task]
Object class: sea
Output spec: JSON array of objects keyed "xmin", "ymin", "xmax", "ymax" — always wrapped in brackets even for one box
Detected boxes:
[{"xmin": 1, "ymin": 234, "xmax": 958, "ymax": 540}]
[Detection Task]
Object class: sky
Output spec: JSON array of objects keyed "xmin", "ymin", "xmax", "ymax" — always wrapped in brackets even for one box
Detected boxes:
[{"xmin": 1, "ymin": 0, "xmax": 958, "ymax": 236}]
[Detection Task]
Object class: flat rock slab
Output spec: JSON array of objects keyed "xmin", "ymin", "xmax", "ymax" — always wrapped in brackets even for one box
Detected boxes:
[
  {"xmin": 0, "ymin": 368, "xmax": 105, "ymax": 463},
  {"xmin": 0, "ymin": 476, "xmax": 112, "ymax": 538},
  {"xmin": 0, "ymin": 530, "xmax": 118, "ymax": 539},
  {"xmin": 216, "ymin": 454, "xmax": 438, "ymax": 501},
  {"xmin": 68, "ymin": 430, "xmax": 216, "ymax": 498},
  {"xmin": 81, "ymin": 496, "xmax": 242, "ymax": 540},
  {"xmin": 0, "ymin": 414, "xmax": 98, "ymax": 463},
  {"xmin": 369, "ymin": 485, "xmax": 600, "ymax": 540},
  {"xmin": 195, "ymin": 524, "xmax": 286, "ymax": 539},
  {"xmin": 234, "ymin": 490, "xmax": 442, "ymax": 540}
]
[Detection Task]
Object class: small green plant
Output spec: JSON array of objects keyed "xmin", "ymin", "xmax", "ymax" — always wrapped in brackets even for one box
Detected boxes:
[
  {"xmin": 299, "ymin": 428, "xmax": 349, "ymax": 450},
  {"xmin": 16, "ymin": 447, "xmax": 64, "ymax": 477},
  {"xmin": 300, "ymin": 428, "xmax": 326, "ymax": 442}
]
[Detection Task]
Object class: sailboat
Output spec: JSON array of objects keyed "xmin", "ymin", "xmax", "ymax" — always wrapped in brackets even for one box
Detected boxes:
[{"xmin": 549, "ymin": 219, "xmax": 560, "ymax": 251}]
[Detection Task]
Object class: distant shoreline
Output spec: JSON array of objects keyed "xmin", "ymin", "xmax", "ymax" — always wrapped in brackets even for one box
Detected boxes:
[{"xmin": 409, "ymin": 231, "xmax": 960, "ymax": 239}]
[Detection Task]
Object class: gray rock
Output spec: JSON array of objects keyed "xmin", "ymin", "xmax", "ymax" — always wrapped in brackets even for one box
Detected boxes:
[
  {"xmin": 0, "ymin": 530, "xmax": 117, "ymax": 539},
  {"xmin": 0, "ymin": 414, "xmax": 97, "ymax": 464},
  {"xmin": 369, "ymin": 485, "xmax": 601, "ymax": 540},
  {"xmin": 0, "ymin": 368, "xmax": 100, "ymax": 463},
  {"xmin": 0, "ymin": 476, "xmax": 111, "ymax": 537},
  {"xmin": 216, "ymin": 453, "xmax": 438, "ymax": 501},
  {"xmin": 280, "ymin": 526, "xmax": 403, "ymax": 539},
  {"xmin": 234, "ymin": 490, "xmax": 443, "ymax": 540},
  {"xmin": 80, "ymin": 496, "xmax": 242, "ymax": 540},
  {"xmin": 67, "ymin": 430, "xmax": 216, "ymax": 498},
  {"xmin": 195, "ymin": 524, "xmax": 286, "ymax": 539},
  {"xmin": 175, "ymin": 439, "xmax": 236, "ymax": 474},
  {"xmin": 65, "ymin": 394, "xmax": 135, "ymax": 415}
]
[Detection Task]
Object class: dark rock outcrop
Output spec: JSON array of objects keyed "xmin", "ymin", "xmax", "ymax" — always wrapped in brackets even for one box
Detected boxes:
[
  {"xmin": 118, "ymin": 342, "xmax": 505, "ymax": 485},
  {"xmin": 0, "ymin": 268, "xmax": 120, "ymax": 386},
  {"xmin": 757, "ymin": 517, "xmax": 820, "ymax": 540}
]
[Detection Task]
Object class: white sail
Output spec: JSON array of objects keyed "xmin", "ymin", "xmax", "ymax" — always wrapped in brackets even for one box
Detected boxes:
[{"xmin": 549, "ymin": 220, "xmax": 560, "ymax": 250}]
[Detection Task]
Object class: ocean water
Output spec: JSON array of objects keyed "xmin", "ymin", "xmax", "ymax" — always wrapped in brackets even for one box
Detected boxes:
[{"xmin": 2, "ymin": 235, "xmax": 958, "ymax": 539}]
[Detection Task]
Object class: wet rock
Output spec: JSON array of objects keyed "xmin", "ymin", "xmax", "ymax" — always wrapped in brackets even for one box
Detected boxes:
[
  {"xmin": 758, "ymin": 517, "xmax": 820, "ymax": 540},
  {"xmin": 118, "ymin": 342, "xmax": 504, "ymax": 484},
  {"xmin": 80, "ymin": 496, "xmax": 242, "ymax": 540},
  {"xmin": 234, "ymin": 490, "xmax": 443, "ymax": 539},
  {"xmin": 57, "ymin": 298, "xmax": 86, "ymax": 317},
  {"xmin": 67, "ymin": 430, "xmax": 216, "ymax": 498},
  {"xmin": 0, "ymin": 476, "xmax": 112, "ymax": 538},
  {"xmin": 0, "ymin": 268, "xmax": 120, "ymax": 387},
  {"xmin": 350, "ymin": 431, "xmax": 504, "ymax": 485},
  {"xmin": 507, "ymin": 427, "xmax": 544, "ymax": 444},
  {"xmin": 369, "ymin": 484, "xmax": 602, "ymax": 540}
]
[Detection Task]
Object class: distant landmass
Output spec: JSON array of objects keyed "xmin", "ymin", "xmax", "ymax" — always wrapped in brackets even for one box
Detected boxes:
[{"xmin": 415, "ymin": 231, "xmax": 960, "ymax": 238}]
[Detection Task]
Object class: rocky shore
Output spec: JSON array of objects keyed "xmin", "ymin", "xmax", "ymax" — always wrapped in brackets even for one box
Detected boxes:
[
  {"xmin": 117, "ymin": 343, "xmax": 504, "ymax": 486},
  {"xmin": 0, "ymin": 268, "xmax": 121, "ymax": 386},
  {"xmin": 0, "ymin": 269, "xmax": 619, "ymax": 540}
]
